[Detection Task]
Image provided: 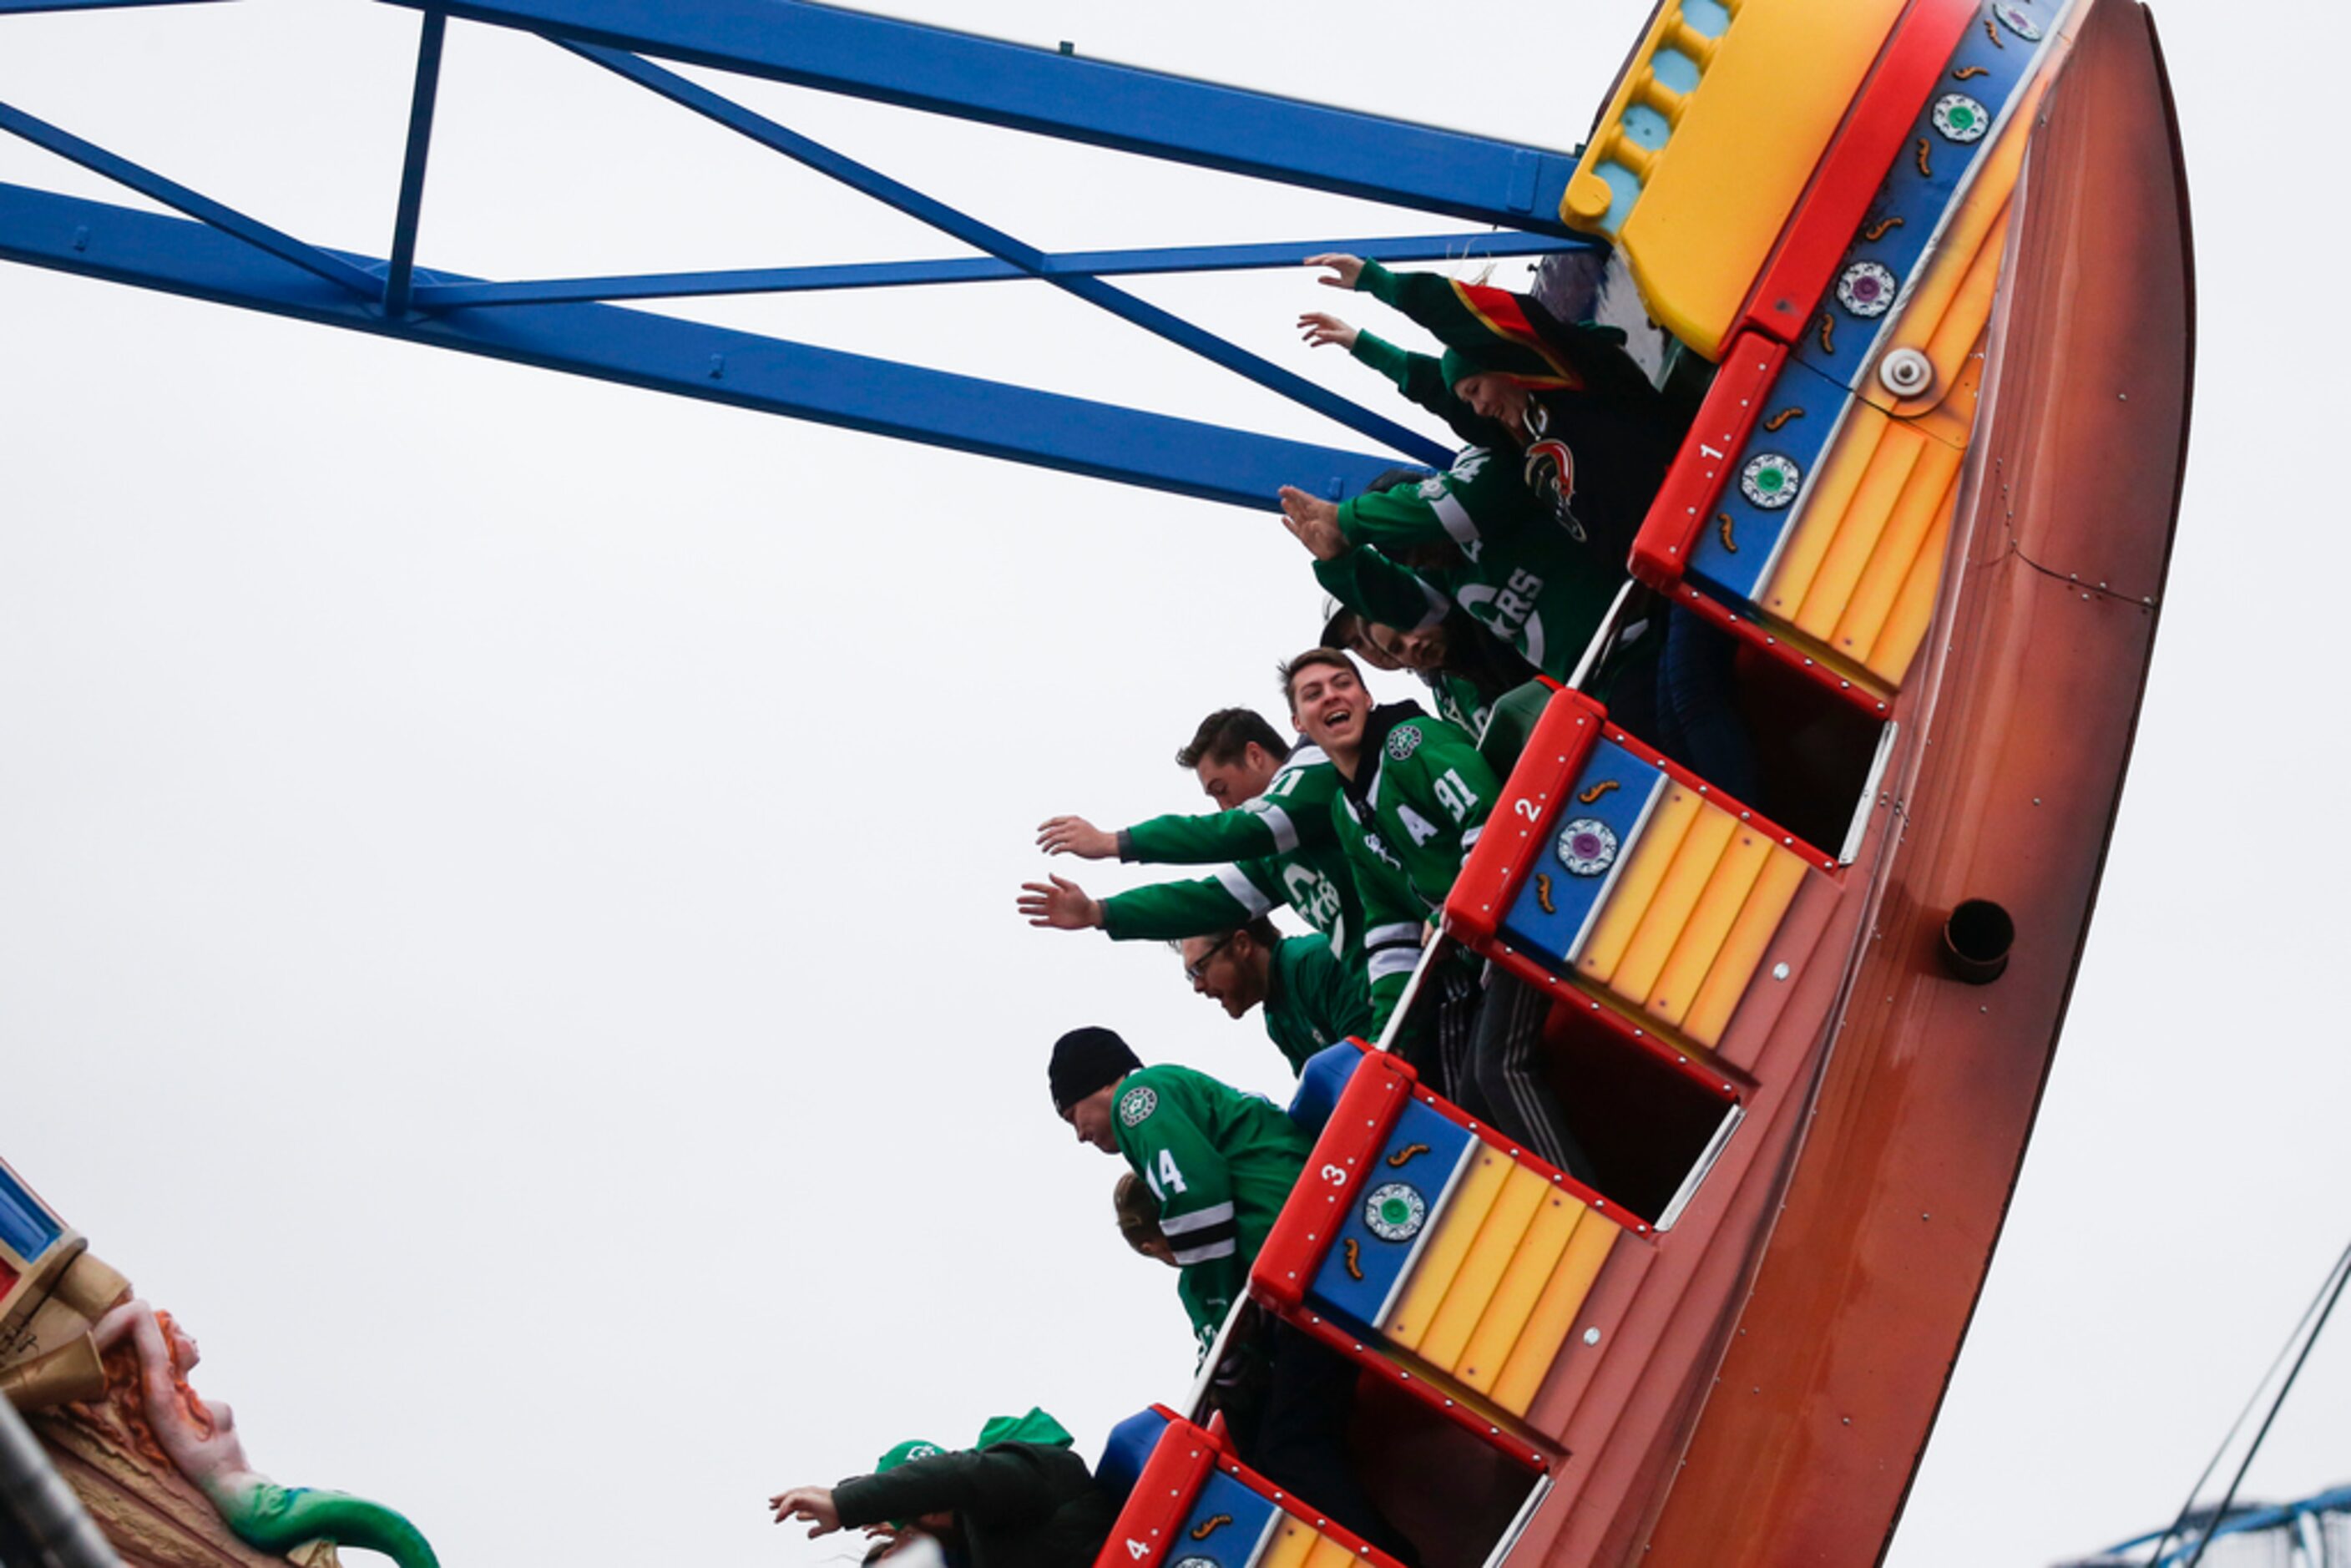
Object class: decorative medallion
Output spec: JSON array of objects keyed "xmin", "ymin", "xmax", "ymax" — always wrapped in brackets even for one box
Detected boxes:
[
  {"xmin": 1995, "ymin": 4, "xmax": 2043, "ymax": 40},
  {"xmin": 1932, "ymin": 93, "xmax": 1991, "ymax": 144},
  {"xmin": 1118, "ymin": 1086, "xmax": 1158, "ymax": 1126},
  {"xmin": 1384, "ymin": 726, "xmax": 1423, "ymax": 762},
  {"xmin": 1556, "ymin": 817, "xmax": 1620, "ymax": 878},
  {"xmin": 1740, "ymin": 453, "xmax": 1802, "ymax": 510},
  {"xmin": 1836, "ymin": 260, "xmax": 1898, "ymax": 318},
  {"xmin": 1363, "ymin": 1182, "xmax": 1428, "ymax": 1242}
]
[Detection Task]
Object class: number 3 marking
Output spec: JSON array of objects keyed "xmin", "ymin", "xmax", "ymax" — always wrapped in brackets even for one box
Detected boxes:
[{"xmin": 1322, "ymin": 1163, "xmax": 1349, "ymax": 1186}]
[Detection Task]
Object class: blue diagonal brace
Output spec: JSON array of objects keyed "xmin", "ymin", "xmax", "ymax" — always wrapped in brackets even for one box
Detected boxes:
[
  {"xmin": 562, "ymin": 43, "xmax": 1449, "ymax": 468},
  {"xmin": 383, "ymin": 8, "xmax": 448, "ymax": 318},
  {"xmin": 411, "ymin": 230, "xmax": 1597, "ymax": 310},
  {"xmin": 0, "ymin": 0, "xmax": 227, "ymax": 13},
  {"xmin": 0, "ymin": 181, "xmax": 1408, "ymax": 510},
  {"xmin": 380, "ymin": 0, "xmax": 1579, "ymax": 233},
  {"xmin": 0, "ymin": 99, "xmax": 378, "ymax": 298}
]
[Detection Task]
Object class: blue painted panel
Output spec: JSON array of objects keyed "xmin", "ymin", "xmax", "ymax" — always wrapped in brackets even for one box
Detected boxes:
[
  {"xmin": 0, "ymin": 1166, "xmax": 59, "ymax": 1262},
  {"xmin": 1308, "ymin": 1099, "xmax": 1474, "ymax": 1327},
  {"xmin": 0, "ymin": 184, "xmax": 1408, "ymax": 512},
  {"xmin": 1096, "ymin": 1408, "xmax": 1170, "ymax": 1500},
  {"xmin": 1496, "ymin": 739, "xmax": 1665, "ymax": 967},
  {"xmin": 1286, "ymin": 1042, "xmax": 1363, "ymax": 1138},
  {"xmin": 387, "ymin": 0, "xmax": 1580, "ymax": 233},
  {"xmin": 1793, "ymin": 0, "xmax": 2055, "ymax": 391},
  {"xmin": 1176, "ymin": 1470, "xmax": 1280, "ymax": 1568},
  {"xmin": 1684, "ymin": 352, "xmax": 1852, "ymax": 604}
]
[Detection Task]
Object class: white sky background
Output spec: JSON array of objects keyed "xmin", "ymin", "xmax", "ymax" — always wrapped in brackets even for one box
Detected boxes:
[{"xmin": 0, "ymin": 2, "xmax": 2343, "ymax": 1565}]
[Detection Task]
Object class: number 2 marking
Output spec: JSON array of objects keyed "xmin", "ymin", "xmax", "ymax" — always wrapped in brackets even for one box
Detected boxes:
[{"xmin": 1514, "ymin": 797, "xmax": 1540, "ymax": 822}]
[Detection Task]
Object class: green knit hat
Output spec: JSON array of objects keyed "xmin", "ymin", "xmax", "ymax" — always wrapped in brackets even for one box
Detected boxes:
[
  {"xmin": 875, "ymin": 1439, "xmax": 948, "ymax": 1474},
  {"xmin": 974, "ymin": 1408, "xmax": 1075, "ymax": 1450}
]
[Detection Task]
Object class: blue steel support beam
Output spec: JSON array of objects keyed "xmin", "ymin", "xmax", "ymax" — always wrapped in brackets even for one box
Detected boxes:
[
  {"xmin": 565, "ymin": 42, "xmax": 1449, "ymax": 467},
  {"xmin": 382, "ymin": 0, "xmax": 1580, "ymax": 233},
  {"xmin": 382, "ymin": 8, "xmax": 447, "ymax": 319},
  {"xmin": 412, "ymin": 230, "xmax": 1597, "ymax": 310},
  {"xmin": 0, "ymin": 99, "xmax": 378, "ymax": 297},
  {"xmin": 0, "ymin": 180, "xmax": 1408, "ymax": 510},
  {"xmin": 0, "ymin": 0, "xmax": 226, "ymax": 12}
]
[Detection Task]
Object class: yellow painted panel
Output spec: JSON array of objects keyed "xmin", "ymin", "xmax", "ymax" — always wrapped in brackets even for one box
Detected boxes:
[
  {"xmin": 1682, "ymin": 848, "xmax": 1810, "ymax": 1048},
  {"xmin": 1758, "ymin": 400, "xmax": 1890, "ymax": 619},
  {"xmin": 1419, "ymin": 1163, "xmax": 1550, "ymax": 1373},
  {"xmin": 1909, "ymin": 346, "xmax": 1986, "ymax": 451},
  {"xmin": 1579, "ymin": 0, "xmax": 1908, "ymax": 358},
  {"xmin": 1644, "ymin": 825, "xmax": 1773, "ymax": 1027},
  {"xmin": 1381, "ymin": 1149, "xmax": 1511, "ymax": 1351},
  {"xmin": 1260, "ymin": 1519, "xmax": 1320, "ymax": 1568},
  {"xmin": 1834, "ymin": 439, "xmax": 1963, "ymax": 659},
  {"xmin": 1490, "ymin": 1206, "xmax": 1620, "ymax": 1417},
  {"xmin": 1862, "ymin": 482, "xmax": 1958, "ymax": 684},
  {"xmin": 1923, "ymin": 204, "xmax": 2012, "ymax": 385},
  {"xmin": 1302, "ymin": 1533, "xmax": 1357, "ymax": 1568},
  {"xmin": 1792, "ymin": 423, "xmax": 1929, "ymax": 640},
  {"xmin": 1610, "ymin": 803, "xmax": 1737, "ymax": 1009},
  {"xmin": 1578, "ymin": 786, "xmax": 1700, "ymax": 984},
  {"xmin": 1457, "ymin": 1191, "xmax": 1585, "ymax": 1394}
]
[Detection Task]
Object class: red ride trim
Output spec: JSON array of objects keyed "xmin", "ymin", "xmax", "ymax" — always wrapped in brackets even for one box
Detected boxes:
[
  {"xmin": 1250, "ymin": 1043, "xmax": 1413, "ymax": 1313},
  {"xmin": 1738, "ymin": 0, "xmax": 1984, "ymax": 344},
  {"xmin": 1628, "ymin": 333, "xmax": 1787, "ymax": 590},
  {"xmin": 1445, "ymin": 688, "xmax": 1608, "ymax": 949},
  {"xmin": 1093, "ymin": 1408, "xmax": 1217, "ymax": 1568}
]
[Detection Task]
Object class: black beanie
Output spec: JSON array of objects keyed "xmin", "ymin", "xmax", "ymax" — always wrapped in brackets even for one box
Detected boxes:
[{"xmin": 1050, "ymin": 1027, "xmax": 1143, "ymax": 1113}]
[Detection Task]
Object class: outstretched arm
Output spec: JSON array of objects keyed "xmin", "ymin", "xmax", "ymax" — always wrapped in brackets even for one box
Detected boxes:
[{"xmin": 1018, "ymin": 875, "xmax": 1106, "ymax": 931}]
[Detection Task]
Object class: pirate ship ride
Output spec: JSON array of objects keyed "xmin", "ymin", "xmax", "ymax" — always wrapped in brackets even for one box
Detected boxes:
[
  {"xmin": 0, "ymin": 0, "xmax": 2189, "ymax": 1563},
  {"xmin": 1096, "ymin": 1, "xmax": 2192, "ymax": 1565}
]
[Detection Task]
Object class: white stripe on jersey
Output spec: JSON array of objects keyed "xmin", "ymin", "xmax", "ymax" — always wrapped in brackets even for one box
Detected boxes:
[
  {"xmin": 1172, "ymin": 1237, "xmax": 1239, "ymax": 1265},
  {"xmin": 1251, "ymin": 801, "xmax": 1299, "ymax": 853},
  {"xmin": 1460, "ymin": 826, "xmax": 1484, "ymax": 850},
  {"xmin": 1215, "ymin": 864, "xmax": 1275, "ymax": 916},
  {"xmin": 1368, "ymin": 947, "xmax": 1420, "ymax": 980},
  {"xmin": 1430, "ymin": 487, "xmax": 1480, "ymax": 548},
  {"xmin": 1160, "ymin": 1201, "xmax": 1237, "ymax": 1236},
  {"xmin": 1367, "ymin": 922, "xmax": 1421, "ymax": 948},
  {"xmin": 1287, "ymin": 745, "xmax": 1329, "ymax": 768}
]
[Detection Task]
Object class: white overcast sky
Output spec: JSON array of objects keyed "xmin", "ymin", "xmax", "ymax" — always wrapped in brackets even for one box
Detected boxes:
[{"xmin": 1, "ymin": 3, "xmax": 2344, "ymax": 1565}]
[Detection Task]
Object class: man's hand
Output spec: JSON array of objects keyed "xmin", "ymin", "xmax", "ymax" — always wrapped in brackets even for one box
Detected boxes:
[
  {"xmin": 1297, "ymin": 311, "xmax": 1358, "ymax": 352},
  {"xmin": 769, "ymin": 1486, "xmax": 842, "ymax": 1536},
  {"xmin": 1036, "ymin": 815, "xmax": 1117, "ymax": 859},
  {"xmin": 1019, "ymin": 875, "xmax": 1107, "ymax": 930},
  {"xmin": 1277, "ymin": 486, "xmax": 1348, "ymax": 562},
  {"xmin": 1305, "ymin": 253, "xmax": 1365, "ymax": 290}
]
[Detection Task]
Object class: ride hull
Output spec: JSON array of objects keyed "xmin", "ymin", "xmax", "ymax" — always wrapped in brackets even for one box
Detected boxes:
[{"xmin": 1514, "ymin": 0, "xmax": 2193, "ymax": 1559}]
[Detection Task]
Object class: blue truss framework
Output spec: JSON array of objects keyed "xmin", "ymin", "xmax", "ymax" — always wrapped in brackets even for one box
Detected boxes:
[{"xmin": 0, "ymin": 0, "xmax": 1600, "ymax": 508}]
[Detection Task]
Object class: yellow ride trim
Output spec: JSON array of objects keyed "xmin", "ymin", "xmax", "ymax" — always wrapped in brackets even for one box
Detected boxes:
[
  {"xmin": 1381, "ymin": 1148, "xmax": 1512, "ymax": 1351},
  {"xmin": 1578, "ymin": 786, "xmax": 1701, "ymax": 983},
  {"xmin": 1455, "ymin": 1190, "xmax": 1586, "ymax": 1396},
  {"xmin": 1418, "ymin": 1163, "xmax": 1551, "ymax": 1373},
  {"xmin": 1259, "ymin": 1517, "xmax": 1319, "ymax": 1568},
  {"xmin": 1491, "ymin": 1206, "xmax": 1621, "ymax": 1415},
  {"xmin": 1643, "ymin": 826, "xmax": 1775, "ymax": 1028},
  {"xmin": 1683, "ymin": 848, "xmax": 1809, "ymax": 1048}
]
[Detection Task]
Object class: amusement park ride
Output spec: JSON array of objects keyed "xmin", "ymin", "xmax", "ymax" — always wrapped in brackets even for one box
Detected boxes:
[{"xmin": 0, "ymin": 0, "xmax": 2194, "ymax": 1565}]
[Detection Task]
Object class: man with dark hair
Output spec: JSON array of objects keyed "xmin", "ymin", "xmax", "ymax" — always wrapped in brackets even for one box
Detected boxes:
[
  {"xmin": 1176, "ymin": 915, "xmax": 1372, "ymax": 1075},
  {"xmin": 1019, "ymin": 707, "xmax": 1364, "ymax": 972},
  {"xmin": 768, "ymin": 1409, "xmax": 1117, "ymax": 1568},
  {"xmin": 1046, "ymin": 1029, "xmax": 1416, "ymax": 1565},
  {"xmin": 1282, "ymin": 649, "xmax": 1590, "ymax": 1182}
]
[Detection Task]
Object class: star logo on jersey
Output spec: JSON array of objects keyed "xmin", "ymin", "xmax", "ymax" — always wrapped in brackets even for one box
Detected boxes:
[
  {"xmin": 1118, "ymin": 1086, "xmax": 1158, "ymax": 1127},
  {"xmin": 1385, "ymin": 726, "xmax": 1423, "ymax": 762},
  {"xmin": 1364, "ymin": 1182, "xmax": 1428, "ymax": 1242},
  {"xmin": 904, "ymin": 1445, "xmax": 941, "ymax": 1461}
]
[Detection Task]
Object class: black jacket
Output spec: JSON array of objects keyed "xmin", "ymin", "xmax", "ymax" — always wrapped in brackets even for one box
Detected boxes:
[{"xmin": 833, "ymin": 1443, "xmax": 1118, "ymax": 1568}]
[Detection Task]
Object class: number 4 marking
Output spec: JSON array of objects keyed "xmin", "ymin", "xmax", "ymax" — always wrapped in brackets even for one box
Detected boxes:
[{"xmin": 1128, "ymin": 1541, "xmax": 1150, "ymax": 1560}]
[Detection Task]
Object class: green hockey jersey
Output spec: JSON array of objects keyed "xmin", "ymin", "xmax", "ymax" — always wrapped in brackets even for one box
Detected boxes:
[
  {"xmin": 1110, "ymin": 1064, "xmax": 1311, "ymax": 1355},
  {"xmin": 1329, "ymin": 706, "xmax": 1501, "ymax": 1034},
  {"xmin": 1100, "ymin": 749, "xmax": 1364, "ymax": 964},
  {"xmin": 1263, "ymin": 934, "xmax": 1375, "ymax": 1073}
]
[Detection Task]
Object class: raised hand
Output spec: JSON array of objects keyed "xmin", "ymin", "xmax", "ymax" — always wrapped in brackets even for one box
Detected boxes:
[
  {"xmin": 1036, "ymin": 815, "xmax": 1116, "ymax": 859},
  {"xmin": 1019, "ymin": 875, "xmax": 1106, "ymax": 930},
  {"xmin": 1276, "ymin": 486, "xmax": 1347, "ymax": 561},
  {"xmin": 1297, "ymin": 311, "xmax": 1358, "ymax": 351},
  {"xmin": 769, "ymin": 1486, "xmax": 842, "ymax": 1536},
  {"xmin": 1304, "ymin": 253, "xmax": 1365, "ymax": 290}
]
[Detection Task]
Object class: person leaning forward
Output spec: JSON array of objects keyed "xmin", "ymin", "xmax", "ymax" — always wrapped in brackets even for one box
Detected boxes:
[
  {"xmin": 769, "ymin": 1409, "xmax": 1117, "ymax": 1568},
  {"xmin": 1048, "ymin": 1028, "xmax": 1420, "ymax": 1566}
]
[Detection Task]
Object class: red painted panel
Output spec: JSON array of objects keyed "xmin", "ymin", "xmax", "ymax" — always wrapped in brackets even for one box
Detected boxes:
[{"xmin": 1628, "ymin": 335, "xmax": 1787, "ymax": 590}]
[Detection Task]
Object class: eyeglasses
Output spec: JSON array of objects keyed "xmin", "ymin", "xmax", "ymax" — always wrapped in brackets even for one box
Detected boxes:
[{"xmin": 1183, "ymin": 932, "xmax": 1240, "ymax": 984}]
